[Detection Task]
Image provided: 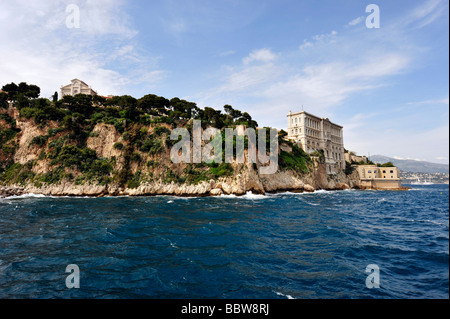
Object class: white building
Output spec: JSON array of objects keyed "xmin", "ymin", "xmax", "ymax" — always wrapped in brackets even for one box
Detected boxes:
[
  {"xmin": 60, "ymin": 79, "xmax": 97, "ymax": 99},
  {"xmin": 287, "ymin": 110, "xmax": 345, "ymax": 174}
]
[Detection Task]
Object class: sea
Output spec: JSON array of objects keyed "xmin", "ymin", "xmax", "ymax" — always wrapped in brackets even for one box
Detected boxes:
[{"xmin": 0, "ymin": 184, "xmax": 448, "ymax": 299}]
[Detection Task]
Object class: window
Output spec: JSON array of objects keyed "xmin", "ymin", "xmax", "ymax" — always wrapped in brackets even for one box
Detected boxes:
[
  {"xmin": 390, "ymin": 170, "xmax": 394, "ymax": 174},
  {"xmin": 383, "ymin": 170, "xmax": 386, "ymax": 174},
  {"xmin": 368, "ymin": 170, "xmax": 372, "ymax": 173}
]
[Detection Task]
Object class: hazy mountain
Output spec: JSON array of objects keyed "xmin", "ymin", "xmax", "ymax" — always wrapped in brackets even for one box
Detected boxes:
[{"xmin": 370, "ymin": 155, "xmax": 449, "ymax": 174}]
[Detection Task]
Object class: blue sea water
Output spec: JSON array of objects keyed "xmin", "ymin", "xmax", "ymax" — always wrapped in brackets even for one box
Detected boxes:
[{"xmin": 0, "ymin": 185, "xmax": 448, "ymax": 299}]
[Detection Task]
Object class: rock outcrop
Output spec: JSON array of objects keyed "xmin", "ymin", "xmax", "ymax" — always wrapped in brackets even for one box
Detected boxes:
[{"xmin": 0, "ymin": 108, "xmax": 361, "ymax": 198}]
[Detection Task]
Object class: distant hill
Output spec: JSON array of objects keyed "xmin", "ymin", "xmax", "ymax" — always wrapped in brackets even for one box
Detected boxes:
[{"xmin": 370, "ymin": 155, "xmax": 449, "ymax": 174}]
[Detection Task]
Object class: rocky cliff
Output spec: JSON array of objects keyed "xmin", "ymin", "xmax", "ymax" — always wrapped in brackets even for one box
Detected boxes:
[{"xmin": 0, "ymin": 106, "xmax": 359, "ymax": 198}]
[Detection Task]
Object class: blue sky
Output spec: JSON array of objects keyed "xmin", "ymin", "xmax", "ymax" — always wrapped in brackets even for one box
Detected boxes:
[{"xmin": 0, "ymin": 0, "xmax": 448, "ymax": 163}]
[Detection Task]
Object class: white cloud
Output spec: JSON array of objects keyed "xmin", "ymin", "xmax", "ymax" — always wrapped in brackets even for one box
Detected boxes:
[
  {"xmin": 345, "ymin": 118, "xmax": 449, "ymax": 165},
  {"xmin": 299, "ymin": 40, "xmax": 313, "ymax": 49},
  {"xmin": 0, "ymin": 0, "xmax": 163, "ymax": 98},
  {"xmin": 408, "ymin": 97, "xmax": 449, "ymax": 105},
  {"xmin": 299, "ymin": 30, "xmax": 338, "ymax": 50},
  {"xmin": 348, "ymin": 16, "xmax": 365, "ymax": 27},
  {"xmin": 219, "ymin": 50, "xmax": 237, "ymax": 57},
  {"xmin": 243, "ymin": 49, "xmax": 277, "ymax": 65},
  {"xmin": 260, "ymin": 53, "xmax": 409, "ymax": 113},
  {"xmin": 399, "ymin": 0, "xmax": 447, "ymax": 29}
]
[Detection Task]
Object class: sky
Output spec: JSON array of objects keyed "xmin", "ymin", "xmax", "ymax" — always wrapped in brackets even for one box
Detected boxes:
[{"xmin": 0, "ymin": 0, "xmax": 448, "ymax": 164}]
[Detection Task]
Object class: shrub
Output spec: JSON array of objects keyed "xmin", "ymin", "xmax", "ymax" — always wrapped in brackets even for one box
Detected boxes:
[
  {"xmin": 146, "ymin": 160, "xmax": 158, "ymax": 168},
  {"xmin": 0, "ymin": 128, "xmax": 19, "ymax": 145},
  {"xmin": 279, "ymin": 144, "xmax": 311, "ymax": 173},
  {"xmin": 85, "ymin": 159, "xmax": 113, "ymax": 184},
  {"xmin": 379, "ymin": 162, "xmax": 395, "ymax": 167},
  {"xmin": 141, "ymin": 137, "xmax": 164, "ymax": 155},
  {"xmin": 127, "ymin": 170, "xmax": 142, "ymax": 189},
  {"xmin": 39, "ymin": 168, "xmax": 65, "ymax": 184},
  {"xmin": 113, "ymin": 142, "xmax": 124, "ymax": 150},
  {"xmin": 0, "ymin": 113, "xmax": 14, "ymax": 125},
  {"xmin": 91, "ymin": 112, "xmax": 105, "ymax": 124},
  {"xmin": 131, "ymin": 152, "xmax": 142, "ymax": 163},
  {"xmin": 30, "ymin": 135, "xmax": 48, "ymax": 147},
  {"xmin": 153, "ymin": 125, "xmax": 171, "ymax": 136},
  {"xmin": 50, "ymin": 144, "xmax": 97, "ymax": 172},
  {"xmin": 345, "ymin": 162, "xmax": 356, "ymax": 175},
  {"xmin": 209, "ymin": 162, "xmax": 233, "ymax": 178}
]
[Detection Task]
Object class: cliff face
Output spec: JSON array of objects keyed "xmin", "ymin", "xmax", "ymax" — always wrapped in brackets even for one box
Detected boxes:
[{"xmin": 0, "ymin": 107, "xmax": 358, "ymax": 197}]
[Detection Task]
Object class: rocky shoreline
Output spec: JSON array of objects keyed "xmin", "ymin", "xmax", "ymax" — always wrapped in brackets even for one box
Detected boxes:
[
  {"xmin": 1, "ymin": 168, "xmax": 355, "ymax": 199},
  {"xmin": 1, "ymin": 166, "xmax": 412, "ymax": 199},
  {"xmin": 0, "ymin": 185, "xmax": 25, "ymax": 198}
]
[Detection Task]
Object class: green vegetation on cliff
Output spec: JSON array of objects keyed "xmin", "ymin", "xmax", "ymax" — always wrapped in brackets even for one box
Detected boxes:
[{"xmin": 0, "ymin": 81, "xmax": 313, "ymax": 188}]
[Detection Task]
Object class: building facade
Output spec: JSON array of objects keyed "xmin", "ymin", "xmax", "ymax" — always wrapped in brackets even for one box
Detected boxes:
[
  {"xmin": 287, "ymin": 110, "xmax": 345, "ymax": 174},
  {"xmin": 345, "ymin": 152, "xmax": 368, "ymax": 164},
  {"xmin": 356, "ymin": 165, "xmax": 403, "ymax": 189},
  {"xmin": 60, "ymin": 79, "xmax": 97, "ymax": 99}
]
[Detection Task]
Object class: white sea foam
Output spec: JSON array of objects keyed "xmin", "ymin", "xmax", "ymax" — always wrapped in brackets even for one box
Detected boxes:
[
  {"xmin": 241, "ymin": 191, "xmax": 266, "ymax": 200},
  {"xmin": 219, "ymin": 191, "xmax": 266, "ymax": 200},
  {"xmin": 219, "ymin": 194, "xmax": 237, "ymax": 198},
  {"xmin": 4, "ymin": 193, "xmax": 47, "ymax": 200},
  {"xmin": 274, "ymin": 291, "xmax": 295, "ymax": 299}
]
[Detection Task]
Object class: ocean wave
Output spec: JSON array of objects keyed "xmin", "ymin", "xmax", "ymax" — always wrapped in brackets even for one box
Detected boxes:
[
  {"xmin": 273, "ymin": 291, "xmax": 295, "ymax": 299},
  {"xmin": 219, "ymin": 191, "xmax": 266, "ymax": 200},
  {"xmin": 3, "ymin": 193, "xmax": 48, "ymax": 200}
]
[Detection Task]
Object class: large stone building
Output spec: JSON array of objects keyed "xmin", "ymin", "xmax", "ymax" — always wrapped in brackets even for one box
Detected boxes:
[
  {"xmin": 356, "ymin": 165, "xmax": 403, "ymax": 190},
  {"xmin": 60, "ymin": 79, "xmax": 97, "ymax": 99},
  {"xmin": 287, "ymin": 110, "xmax": 345, "ymax": 174}
]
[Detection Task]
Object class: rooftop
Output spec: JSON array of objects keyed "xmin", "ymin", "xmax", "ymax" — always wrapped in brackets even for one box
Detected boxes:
[{"xmin": 287, "ymin": 110, "xmax": 343, "ymax": 128}]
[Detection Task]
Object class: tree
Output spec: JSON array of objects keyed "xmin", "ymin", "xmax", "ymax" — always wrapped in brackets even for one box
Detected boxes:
[
  {"xmin": 116, "ymin": 95, "xmax": 137, "ymax": 110},
  {"xmin": 30, "ymin": 98, "xmax": 51, "ymax": 109},
  {"xmin": 1, "ymin": 83, "xmax": 19, "ymax": 101},
  {"xmin": 92, "ymin": 95, "xmax": 106, "ymax": 107},
  {"xmin": 380, "ymin": 162, "xmax": 395, "ymax": 167},
  {"xmin": 1, "ymin": 82, "xmax": 40, "ymax": 101},
  {"xmin": 52, "ymin": 92, "xmax": 58, "ymax": 103},
  {"xmin": 169, "ymin": 98, "xmax": 198, "ymax": 119},
  {"xmin": 61, "ymin": 94, "xmax": 93, "ymax": 116},
  {"xmin": 16, "ymin": 94, "xmax": 30, "ymax": 109},
  {"xmin": 203, "ymin": 107, "xmax": 218, "ymax": 124},
  {"xmin": 18, "ymin": 82, "xmax": 40, "ymax": 99},
  {"xmin": 278, "ymin": 129, "xmax": 288, "ymax": 139},
  {"xmin": 138, "ymin": 94, "xmax": 169, "ymax": 115},
  {"xmin": 0, "ymin": 92, "xmax": 8, "ymax": 109}
]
